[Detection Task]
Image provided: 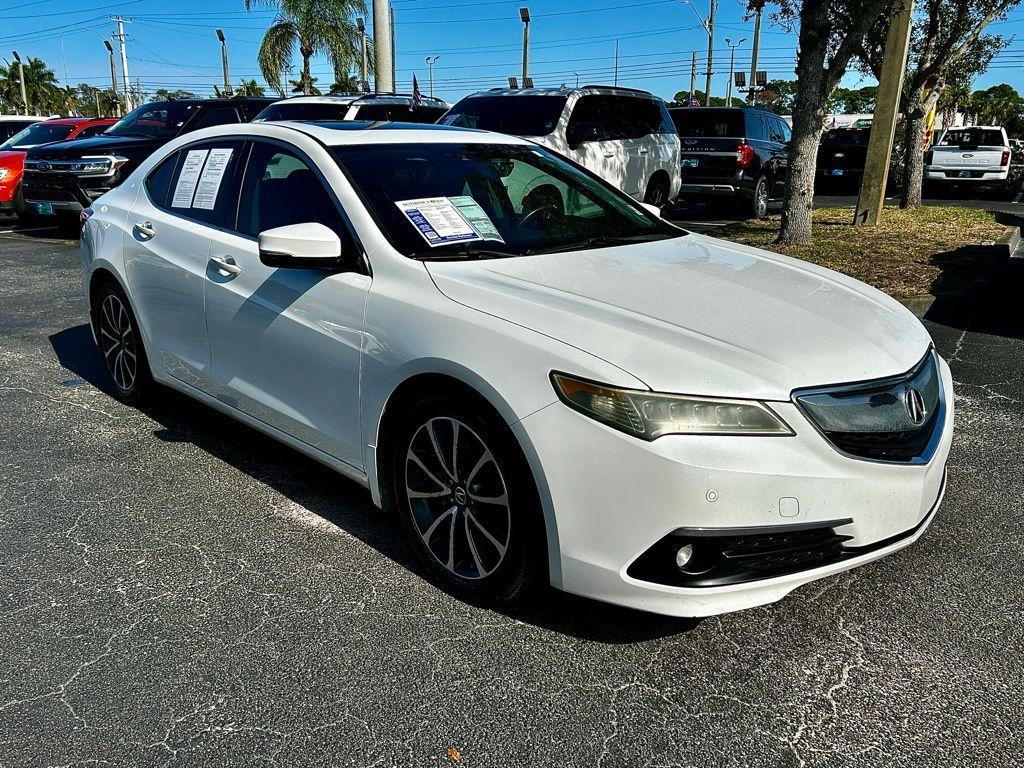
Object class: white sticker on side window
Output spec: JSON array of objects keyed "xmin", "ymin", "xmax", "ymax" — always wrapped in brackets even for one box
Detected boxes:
[
  {"xmin": 395, "ymin": 197, "xmax": 482, "ymax": 247},
  {"xmin": 171, "ymin": 149, "xmax": 208, "ymax": 208},
  {"xmin": 192, "ymin": 148, "xmax": 233, "ymax": 210}
]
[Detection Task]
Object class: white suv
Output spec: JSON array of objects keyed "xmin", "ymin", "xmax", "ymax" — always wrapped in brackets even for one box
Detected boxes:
[
  {"xmin": 925, "ymin": 126, "xmax": 1012, "ymax": 192},
  {"xmin": 441, "ymin": 86, "xmax": 681, "ymax": 206},
  {"xmin": 255, "ymin": 93, "xmax": 449, "ymax": 124}
]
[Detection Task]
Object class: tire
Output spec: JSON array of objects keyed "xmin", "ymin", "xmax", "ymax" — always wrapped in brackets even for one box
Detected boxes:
[
  {"xmin": 643, "ymin": 174, "xmax": 670, "ymax": 208},
  {"xmin": 12, "ymin": 186, "xmax": 33, "ymax": 225},
  {"xmin": 748, "ymin": 174, "xmax": 770, "ymax": 219},
  {"xmin": 392, "ymin": 394, "xmax": 547, "ymax": 605},
  {"xmin": 91, "ymin": 279, "xmax": 155, "ymax": 405}
]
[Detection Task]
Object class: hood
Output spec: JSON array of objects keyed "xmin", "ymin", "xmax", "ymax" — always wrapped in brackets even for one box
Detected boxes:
[
  {"xmin": 425, "ymin": 234, "xmax": 932, "ymax": 400},
  {"xmin": 25, "ymin": 134, "xmax": 161, "ymax": 161}
]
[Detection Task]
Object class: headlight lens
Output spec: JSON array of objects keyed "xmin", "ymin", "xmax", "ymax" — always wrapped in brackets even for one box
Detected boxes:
[
  {"xmin": 0, "ymin": 168, "xmax": 9, "ymax": 181},
  {"xmin": 551, "ymin": 373, "xmax": 793, "ymax": 439},
  {"xmin": 72, "ymin": 156, "xmax": 129, "ymax": 175}
]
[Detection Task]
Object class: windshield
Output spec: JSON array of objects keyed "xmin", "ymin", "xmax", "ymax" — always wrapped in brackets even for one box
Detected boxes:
[
  {"xmin": 439, "ymin": 95, "xmax": 567, "ymax": 137},
  {"xmin": 939, "ymin": 128, "xmax": 1005, "ymax": 148},
  {"xmin": 106, "ymin": 101, "xmax": 198, "ymax": 138},
  {"xmin": 0, "ymin": 122, "xmax": 75, "ymax": 150},
  {"xmin": 670, "ymin": 108, "xmax": 744, "ymax": 138},
  {"xmin": 332, "ymin": 142, "xmax": 680, "ymax": 259}
]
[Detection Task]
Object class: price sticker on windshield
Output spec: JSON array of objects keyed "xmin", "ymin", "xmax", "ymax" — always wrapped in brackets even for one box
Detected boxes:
[{"xmin": 395, "ymin": 196, "xmax": 495, "ymax": 247}]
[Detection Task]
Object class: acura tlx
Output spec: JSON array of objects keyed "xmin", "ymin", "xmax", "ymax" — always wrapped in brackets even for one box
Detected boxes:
[{"xmin": 79, "ymin": 121, "xmax": 952, "ymax": 617}]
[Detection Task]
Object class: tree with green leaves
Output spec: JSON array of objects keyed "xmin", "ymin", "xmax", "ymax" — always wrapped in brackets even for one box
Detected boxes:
[
  {"xmin": 150, "ymin": 88, "xmax": 198, "ymax": 102},
  {"xmin": 75, "ymin": 84, "xmax": 122, "ymax": 118},
  {"xmin": 858, "ymin": 0, "xmax": 1020, "ymax": 207},
  {"xmin": 670, "ymin": 90, "xmax": 744, "ymax": 107},
  {"xmin": 763, "ymin": 0, "xmax": 895, "ymax": 245},
  {"xmin": 245, "ymin": 0, "xmax": 366, "ymax": 97},
  {"xmin": 0, "ymin": 56, "xmax": 62, "ymax": 115},
  {"xmin": 756, "ymin": 79, "xmax": 799, "ymax": 114}
]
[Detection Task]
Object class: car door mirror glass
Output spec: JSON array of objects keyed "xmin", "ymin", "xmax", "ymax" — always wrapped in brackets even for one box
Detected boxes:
[{"xmin": 258, "ymin": 222, "xmax": 343, "ymax": 270}]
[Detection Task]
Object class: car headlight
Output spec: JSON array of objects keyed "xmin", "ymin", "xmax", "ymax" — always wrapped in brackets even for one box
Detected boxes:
[
  {"xmin": 0, "ymin": 168, "xmax": 9, "ymax": 181},
  {"xmin": 551, "ymin": 373, "xmax": 793, "ymax": 439},
  {"xmin": 72, "ymin": 156, "xmax": 129, "ymax": 175}
]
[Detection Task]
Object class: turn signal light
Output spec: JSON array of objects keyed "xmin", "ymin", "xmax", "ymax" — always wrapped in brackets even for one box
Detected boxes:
[
  {"xmin": 80, "ymin": 207, "xmax": 94, "ymax": 231},
  {"xmin": 736, "ymin": 144, "xmax": 755, "ymax": 168}
]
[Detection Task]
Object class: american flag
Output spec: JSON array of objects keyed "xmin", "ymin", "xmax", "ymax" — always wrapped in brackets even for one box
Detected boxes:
[
  {"xmin": 688, "ymin": 94, "xmax": 700, "ymax": 107},
  {"xmin": 412, "ymin": 74, "xmax": 423, "ymax": 107}
]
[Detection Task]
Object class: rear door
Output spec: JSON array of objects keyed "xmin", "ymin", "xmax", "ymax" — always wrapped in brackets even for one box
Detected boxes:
[
  {"xmin": 203, "ymin": 139, "xmax": 370, "ymax": 468},
  {"xmin": 564, "ymin": 95, "xmax": 641, "ymax": 197},
  {"xmin": 765, "ymin": 114, "xmax": 790, "ymax": 197},
  {"xmin": 123, "ymin": 138, "xmax": 245, "ymax": 389}
]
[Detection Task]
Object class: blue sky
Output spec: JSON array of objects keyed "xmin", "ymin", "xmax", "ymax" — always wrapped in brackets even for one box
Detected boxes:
[{"xmin": 7, "ymin": 0, "xmax": 1024, "ymax": 106}]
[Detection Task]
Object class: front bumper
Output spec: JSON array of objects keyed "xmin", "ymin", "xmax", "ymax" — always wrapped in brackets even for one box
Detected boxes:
[{"xmin": 515, "ymin": 355, "xmax": 954, "ymax": 617}]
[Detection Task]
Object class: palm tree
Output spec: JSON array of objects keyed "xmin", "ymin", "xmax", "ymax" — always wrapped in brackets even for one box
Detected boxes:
[{"xmin": 245, "ymin": 0, "xmax": 365, "ymax": 97}]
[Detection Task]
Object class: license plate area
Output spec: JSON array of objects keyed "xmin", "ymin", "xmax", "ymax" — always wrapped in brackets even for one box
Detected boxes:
[
  {"xmin": 681, "ymin": 158, "xmax": 700, "ymax": 168},
  {"xmin": 34, "ymin": 202, "xmax": 54, "ymax": 216}
]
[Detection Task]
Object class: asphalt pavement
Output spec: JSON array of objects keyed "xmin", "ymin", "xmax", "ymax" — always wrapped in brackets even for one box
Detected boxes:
[{"xmin": 1, "ymin": 217, "xmax": 1022, "ymax": 767}]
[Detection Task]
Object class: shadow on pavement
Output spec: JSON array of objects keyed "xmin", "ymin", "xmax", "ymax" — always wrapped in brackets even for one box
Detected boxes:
[
  {"xmin": 926, "ymin": 257, "xmax": 1024, "ymax": 340},
  {"xmin": 49, "ymin": 323, "xmax": 697, "ymax": 642}
]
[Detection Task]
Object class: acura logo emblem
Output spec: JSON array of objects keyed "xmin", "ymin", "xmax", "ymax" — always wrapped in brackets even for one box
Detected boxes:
[{"xmin": 904, "ymin": 388, "xmax": 927, "ymax": 425}]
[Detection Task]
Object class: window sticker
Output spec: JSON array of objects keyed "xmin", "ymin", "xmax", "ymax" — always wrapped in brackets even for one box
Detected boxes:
[
  {"xmin": 449, "ymin": 196, "xmax": 505, "ymax": 243},
  {"xmin": 171, "ymin": 149, "xmax": 208, "ymax": 208},
  {"xmin": 395, "ymin": 197, "xmax": 482, "ymax": 247},
  {"xmin": 192, "ymin": 148, "xmax": 233, "ymax": 210}
]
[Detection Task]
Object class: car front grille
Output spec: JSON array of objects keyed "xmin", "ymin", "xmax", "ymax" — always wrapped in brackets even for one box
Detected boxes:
[{"xmin": 794, "ymin": 350, "xmax": 944, "ymax": 464}]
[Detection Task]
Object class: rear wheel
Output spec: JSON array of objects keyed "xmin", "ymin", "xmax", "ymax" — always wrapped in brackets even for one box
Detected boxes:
[
  {"xmin": 748, "ymin": 174, "xmax": 770, "ymax": 219},
  {"xmin": 643, "ymin": 174, "xmax": 670, "ymax": 208},
  {"xmin": 393, "ymin": 395, "xmax": 546, "ymax": 604},
  {"xmin": 92, "ymin": 280, "xmax": 154, "ymax": 405}
]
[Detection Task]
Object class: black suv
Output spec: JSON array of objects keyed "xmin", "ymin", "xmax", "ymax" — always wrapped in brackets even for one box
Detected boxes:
[
  {"xmin": 816, "ymin": 126, "xmax": 871, "ymax": 190},
  {"xmin": 22, "ymin": 97, "xmax": 273, "ymax": 231},
  {"xmin": 669, "ymin": 106, "xmax": 790, "ymax": 218}
]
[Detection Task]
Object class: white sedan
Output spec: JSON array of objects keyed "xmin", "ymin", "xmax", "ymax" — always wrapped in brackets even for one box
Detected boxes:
[{"xmin": 80, "ymin": 121, "xmax": 953, "ymax": 617}]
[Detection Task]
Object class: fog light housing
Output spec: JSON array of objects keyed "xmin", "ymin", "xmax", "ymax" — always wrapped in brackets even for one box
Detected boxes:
[{"xmin": 675, "ymin": 544, "xmax": 694, "ymax": 570}]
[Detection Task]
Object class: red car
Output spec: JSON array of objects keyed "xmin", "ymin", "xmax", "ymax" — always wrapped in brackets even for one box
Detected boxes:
[{"xmin": 0, "ymin": 117, "xmax": 117, "ymax": 221}]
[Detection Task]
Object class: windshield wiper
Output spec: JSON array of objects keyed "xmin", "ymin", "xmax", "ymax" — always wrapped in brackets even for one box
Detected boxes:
[
  {"xmin": 529, "ymin": 233, "xmax": 672, "ymax": 255},
  {"xmin": 411, "ymin": 245, "xmax": 520, "ymax": 261}
]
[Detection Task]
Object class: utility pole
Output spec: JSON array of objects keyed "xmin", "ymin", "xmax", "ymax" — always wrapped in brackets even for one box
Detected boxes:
[
  {"xmin": 614, "ymin": 39, "xmax": 619, "ymax": 87},
  {"xmin": 103, "ymin": 40, "xmax": 121, "ymax": 117},
  {"xmin": 520, "ymin": 7, "xmax": 531, "ymax": 86},
  {"xmin": 94, "ymin": 92, "xmax": 101, "ymax": 118},
  {"xmin": 689, "ymin": 51, "xmax": 697, "ymax": 100},
  {"xmin": 372, "ymin": 0, "xmax": 392, "ymax": 93},
  {"xmin": 112, "ymin": 16, "xmax": 133, "ymax": 112},
  {"xmin": 747, "ymin": 4, "xmax": 762, "ymax": 104},
  {"xmin": 11, "ymin": 51, "xmax": 27, "ymax": 115},
  {"xmin": 725, "ymin": 37, "xmax": 744, "ymax": 105},
  {"xmin": 425, "ymin": 55, "xmax": 440, "ymax": 98},
  {"xmin": 853, "ymin": 0, "xmax": 915, "ymax": 227},
  {"xmin": 705, "ymin": 0, "xmax": 716, "ymax": 103},
  {"xmin": 389, "ymin": 3, "xmax": 396, "ymax": 92},
  {"xmin": 573, "ymin": 71, "xmax": 580, "ymax": 88},
  {"xmin": 215, "ymin": 29, "xmax": 232, "ymax": 96},
  {"xmin": 357, "ymin": 17, "xmax": 368, "ymax": 91}
]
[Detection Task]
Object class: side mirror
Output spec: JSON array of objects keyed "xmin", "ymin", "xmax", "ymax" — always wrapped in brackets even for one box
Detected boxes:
[
  {"xmin": 640, "ymin": 202, "xmax": 662, "ymax": 218},
  {"xmin": 258, "ymin": 222, "xmax": 342, "ymax": 270},
  {"xmin": 568, "ymin": 122, "xmax": 600, "ymax": 149}
]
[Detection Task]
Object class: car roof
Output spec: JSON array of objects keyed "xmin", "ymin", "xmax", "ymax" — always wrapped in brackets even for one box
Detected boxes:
[
  {"xmin": 0, "ymin": 114, "xmax": 49, "ymax": 122},
  {"xmin": 194, "ymin": 120, "xmax": 532, "ymax": 147},
  {"xmin": 466, "ymin": 85, "xmax": 659, "ymax": 100},
  {"xmin": 268, "ymin": 93, "xmax": 449, "ymax": 108},
  {"xmin": 41, "ymin": 117, "xmax": 117, "ymax": 126}
]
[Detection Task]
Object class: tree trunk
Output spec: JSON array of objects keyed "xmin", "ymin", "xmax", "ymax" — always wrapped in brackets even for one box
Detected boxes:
[
  {"xmin": 900, "ymin": 87, "xmax": 940, "ymax": 208},
  {"xmin": 300, "ymin": 45, "xmax": 313, "ymax": 95},
  {"xmin": 777, "ymin": 1, "xmax": 830, "ymax": 246}
]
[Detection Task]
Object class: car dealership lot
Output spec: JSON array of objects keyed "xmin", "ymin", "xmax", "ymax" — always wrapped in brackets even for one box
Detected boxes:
[{"xmin": 1, "ymin": 226, "xmax": 1022, "ymax": 766}]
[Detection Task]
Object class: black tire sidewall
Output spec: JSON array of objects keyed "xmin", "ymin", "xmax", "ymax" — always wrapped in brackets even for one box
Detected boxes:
[
  {"xmin": 391, "ymin": 394, "xmax": 546, "ymax": 603},
  {"xmin": 644, "ymin": 176, "xmax": 669, "ymax": 207},
  {"xmin": 92, "ymin": 280, "xmax": 153, "ymax": 405}
]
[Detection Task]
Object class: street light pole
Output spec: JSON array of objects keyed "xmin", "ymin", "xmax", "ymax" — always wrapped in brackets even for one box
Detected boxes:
[
  {"xmin": 725, "ymin": 37, "xmax": 745, "ymax": 105},
  {"xmin": 520, "ymin": 7, "xmax": 531, "ymax": 86},
  {"xmin": 425, "ymin": 55, "xmax": 440, "ymax": 98},
  {"xmin": 215, "ymin": 29, "xmax": 232, "ymax": 97},
  {"xmin": 372, "ymin": 0, "xmax": 392, "ymax": 93},
  {"xmin": 12, "ymin": 51, "xmax": 27, "ymax": 115},
  {"xmin": 357, "ymin": 17, "xmax": 368, "ymax": 91},
  {"xmin": 103, "ymin": 40, "xmax": 120, "ymax": 117},
  {"xmin": 389, "ymin": 3, "xmax": 396, "ymax": 92}
]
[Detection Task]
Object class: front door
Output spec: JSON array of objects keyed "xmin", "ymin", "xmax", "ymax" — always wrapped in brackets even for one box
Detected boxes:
[{"xmin": 203, "ymin": 140, "xmax": 370, "ymax": 469}]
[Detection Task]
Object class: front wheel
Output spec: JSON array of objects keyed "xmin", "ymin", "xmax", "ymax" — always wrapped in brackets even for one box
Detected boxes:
[
  {"xmin": 393, "ymin": 396, "xmax": 546, "ymax": 604},
  {"xmin": 92, "ymin": 280, "xmax": 154, "ymax": 405},
  {"xmin": 748, "ymin": 174, "xmax": 770, "ymax": 219}
]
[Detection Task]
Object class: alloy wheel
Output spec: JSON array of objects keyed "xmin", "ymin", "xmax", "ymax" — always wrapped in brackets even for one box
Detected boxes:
[
  {"xmin": 98, "ymin": 294, "xmax": 138, "ymax": 393},
  {"xmin": 755, "ymin": 178, "xmax": 769, "ymax": 218},
  {"xmin": 404, "ymin": 417, "xmax": 512, "ymax": 580}
]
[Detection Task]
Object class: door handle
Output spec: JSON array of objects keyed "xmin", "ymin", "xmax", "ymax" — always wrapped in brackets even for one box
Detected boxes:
[
  {"xmin": 133, "ymin": 221, "xmax": 156, "ymax": 239},
  {"xmin": 209, "ymin": 255, "xmax": 241, "ymax": 276},
  {"xmin": 603, "ymin": 151, "xmax": 615, "ymax": 158}
]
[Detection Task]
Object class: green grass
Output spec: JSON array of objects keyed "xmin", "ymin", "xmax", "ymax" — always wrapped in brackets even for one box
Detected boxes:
[{"xmin": 714, "ymin": 206, "xmax": 1008, "ymax": 299}]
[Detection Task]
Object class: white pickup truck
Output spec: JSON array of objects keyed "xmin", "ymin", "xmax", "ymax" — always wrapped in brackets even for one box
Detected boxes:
[{"xmin": 925, "ymin": 126, "xmax": 1012, "ymax": 192}]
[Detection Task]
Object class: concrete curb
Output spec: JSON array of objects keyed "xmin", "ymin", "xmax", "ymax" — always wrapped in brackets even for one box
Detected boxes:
[{"xmin": 1000, "ymin": 225, "xmax": 1022, "ymax": 259}]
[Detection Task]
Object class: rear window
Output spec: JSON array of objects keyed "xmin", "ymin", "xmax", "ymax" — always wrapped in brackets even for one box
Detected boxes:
[
  {"xmin": 822, "ymin": 128, "xmax": 870, "ymax": 146},
  {"xmin": 439, "ymin": 95, "xmax": 568, "ymax": 137},
  {"xmin": 670, "ymin": 109, "xmax": 744, "ymax": 138},
  {"xmin": 353, "ymin": 104, "xmax": 447, "ymax": 123},
  {"xmin": 257, "ymin": 102, "xmax": 352, "ymax": 122},
  {"xmin": 939, "ymin": 128, "xmax": 1005, "ymax": 147}
]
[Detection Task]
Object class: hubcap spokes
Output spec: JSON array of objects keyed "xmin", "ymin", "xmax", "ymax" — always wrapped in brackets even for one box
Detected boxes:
[
  {"xmin": 98, "ymin": 295, "xmax": 137, "ymax": 392},
  {"xmin": 405, "ymin": 417, "xmax": 511, "ymax": 580}
]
